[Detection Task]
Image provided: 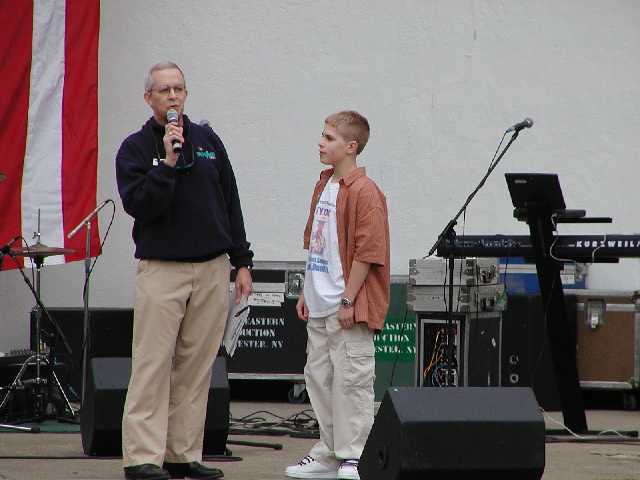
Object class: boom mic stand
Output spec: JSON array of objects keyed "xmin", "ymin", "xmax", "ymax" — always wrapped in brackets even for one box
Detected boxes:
[
  {"xmin": 67, "ymin": 199, "xmax": 110, "ymax": 406},
  {"xmin": 427, "ymin": 129, "xmax": 523, "ymax": 386}
]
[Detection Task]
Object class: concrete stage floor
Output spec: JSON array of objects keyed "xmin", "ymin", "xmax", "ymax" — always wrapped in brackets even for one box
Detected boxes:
[{"xmin": 1, "ymin": 401, "xmax": 639, "ymax": 480}]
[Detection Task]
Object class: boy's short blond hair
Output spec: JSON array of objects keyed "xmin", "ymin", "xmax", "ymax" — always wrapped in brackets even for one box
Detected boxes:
[{"xmin": 325, "ymin": 110, "xmax": 370, "ymax": 155}]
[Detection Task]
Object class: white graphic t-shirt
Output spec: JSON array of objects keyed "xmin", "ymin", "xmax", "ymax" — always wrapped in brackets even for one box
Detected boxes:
[{"xmin": 304, "ymin": 180, "xmax": 345, "ymax": 317}]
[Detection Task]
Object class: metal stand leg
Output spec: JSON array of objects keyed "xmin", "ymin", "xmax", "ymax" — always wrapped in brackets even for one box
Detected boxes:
[
  {"xmin": 0, "ymin": 352, "xmax": 77, "ymax": 427},
  {"xmin": 0, "ymin": 422, "xmax": 39, "ymax": 433},
  {"xmin": 0, "ymin": 355, "xmax": 42, "ymax": 433},
  {"xmin": 46, "ymin": 357, "xmax": 76, "ymax": 417},
  {"xmin": 25, "ymin": 256, "xmax": 76, "ymax": 419},
  {"xmin": 0, "ymin": 355, "xmax": 38, "ymax": 412}
]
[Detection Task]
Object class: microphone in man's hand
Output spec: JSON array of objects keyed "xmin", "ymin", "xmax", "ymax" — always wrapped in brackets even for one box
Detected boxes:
[
  {"xmin": 166, "ymin": 108, "xmax": 182, "ymax": 153},
  {"xmin": 506, "ymin": 117, "xmax": 534, "ymax": 133}
]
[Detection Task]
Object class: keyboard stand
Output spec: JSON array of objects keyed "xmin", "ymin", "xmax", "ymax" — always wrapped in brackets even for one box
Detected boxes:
[{"xmin": 507, "ymin": 173, "xmax": 588, "ymax": 433}]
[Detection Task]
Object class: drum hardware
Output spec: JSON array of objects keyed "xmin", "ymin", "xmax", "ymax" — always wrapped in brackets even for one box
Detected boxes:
[{"xmin": 0, "ymin": 214, "xmax": 76, "ymax": 432}]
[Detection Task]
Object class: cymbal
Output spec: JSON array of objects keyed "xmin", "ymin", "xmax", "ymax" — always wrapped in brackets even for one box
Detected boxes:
[{"xmin": 10, "ymin": 242, "xmax": 75, "ymax": 258}]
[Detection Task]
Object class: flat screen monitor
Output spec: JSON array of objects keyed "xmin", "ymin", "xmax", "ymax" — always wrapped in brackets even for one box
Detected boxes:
[{"xmin": 505, "ymin": 173, "xmax": 566, "ymax": 210}]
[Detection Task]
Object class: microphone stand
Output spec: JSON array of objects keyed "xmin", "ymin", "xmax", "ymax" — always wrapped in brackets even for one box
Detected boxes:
[
  {"xmin": 427, "ymin": 130, "xmax": 521, "ymax": 386},
  {"xmin": 67, "ymin": 200, "xmax": 109, "ymax": 405}
]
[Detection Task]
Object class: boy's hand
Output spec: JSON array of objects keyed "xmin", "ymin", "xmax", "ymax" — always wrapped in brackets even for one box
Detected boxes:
[
  {"xmin": 296, "ymin": 294, "xmax": 309, "ymax": 321},
  {"xmin": 338, "ymin": 305, "xmax": 354, "ymax": 329}
]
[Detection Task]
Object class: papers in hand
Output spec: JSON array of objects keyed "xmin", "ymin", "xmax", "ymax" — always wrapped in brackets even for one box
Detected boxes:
[{"xmin": 223, "ymin": 292, "xmax": 250, "ymax": 357}]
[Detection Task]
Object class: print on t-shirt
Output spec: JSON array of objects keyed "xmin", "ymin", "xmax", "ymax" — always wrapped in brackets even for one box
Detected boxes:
[
  {"xmin": 310, "ymin": 215, "xmax": 327, "ymax": 255},
  {"xmin": 304, "ymin": 182, "xmax": 344, "ymax": 317}
]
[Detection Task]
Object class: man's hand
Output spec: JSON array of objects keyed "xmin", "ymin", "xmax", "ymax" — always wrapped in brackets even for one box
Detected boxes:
[
  {"xmin": 162, "ymin": 123, "xmax": 184, "ymax": 167},
  {"xmin": 234, "ymin": 266, "xmax": 252, "ymax": 304},
  {"xmin": 338, "ymin": 305, "xmax": 355, "ymax": 329},
  {"xmin": 296, "ymin": 293, "xmax": 309, "ymax": 321}
]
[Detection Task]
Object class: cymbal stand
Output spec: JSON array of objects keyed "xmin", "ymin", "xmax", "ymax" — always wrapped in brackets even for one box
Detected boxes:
[
  {"xmin": 0, "ymin": 248, "xmax": 76, "ymax": 427},
  {"xmin": 32, "ymin": 251, "xmax": 76, "ymax": 419}
]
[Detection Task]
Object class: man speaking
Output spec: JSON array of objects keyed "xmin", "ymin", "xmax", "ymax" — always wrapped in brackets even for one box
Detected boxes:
[{"xmin": 116, "ymin": 61, "xmax": 253, "ymax": 480}]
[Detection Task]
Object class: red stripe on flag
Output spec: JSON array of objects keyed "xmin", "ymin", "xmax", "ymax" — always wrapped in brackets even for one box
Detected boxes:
[
  {"xmin": 62, "ymin": 0, "xmax": 101, "ymax": 261},
  {"xmin": 0, "ymin": 0, "xmax": 33, "ymax": 270}
]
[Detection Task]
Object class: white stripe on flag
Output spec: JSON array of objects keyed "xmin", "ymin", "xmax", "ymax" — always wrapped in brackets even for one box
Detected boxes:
[{"xmin": 22, "ymin": 0, "xmax": 67, "ymax": 265}]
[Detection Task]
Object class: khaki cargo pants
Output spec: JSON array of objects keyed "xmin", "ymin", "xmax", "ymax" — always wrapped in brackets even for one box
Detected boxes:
[{"xmin": 304, "ymin": 311, "xmax": 376, "ymax": 465}]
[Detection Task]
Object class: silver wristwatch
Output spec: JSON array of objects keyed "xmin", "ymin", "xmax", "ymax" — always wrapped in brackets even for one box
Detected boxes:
[{"xmin": 341, "ymin": 297, "xmax": 353, "ymax": 307}]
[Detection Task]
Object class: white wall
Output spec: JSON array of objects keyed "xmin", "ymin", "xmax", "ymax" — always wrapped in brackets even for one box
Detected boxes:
[{"xmin": 2, "ymin": 0, "xmax": 640, "ymax": 351}]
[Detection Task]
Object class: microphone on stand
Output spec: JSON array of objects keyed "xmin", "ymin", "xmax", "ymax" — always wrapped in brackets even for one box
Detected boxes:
[
  {"xmin": 166, "ymin": 108, "xmax": 182, "ymax": 153},
  {"xmin": 0, "ymin": 236, "xmax": 19, "ymax": 270},
  {"xmin": 67, "ymin": 200, "xmax": 110, "ymax": 239},
  {"xmin": 506, "ymin": 117, "xmax": 534, "ymax": 133},
  {"xmin": 0, "ymin": 236, "xmax": 20, "ymax": 254}
]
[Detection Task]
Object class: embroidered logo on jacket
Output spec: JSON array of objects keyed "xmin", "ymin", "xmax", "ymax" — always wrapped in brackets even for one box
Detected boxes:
[{"xmin": 196, "ymin": 149, "xmax": 216, "ymax": 160}]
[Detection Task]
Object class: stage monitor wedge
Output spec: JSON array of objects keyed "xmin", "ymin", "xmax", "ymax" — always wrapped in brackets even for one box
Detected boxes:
[
  {"xmin": 360, "ymin": 387, "xmax": 545, "ymax": 480},
  {"xmin": 81, "ymin": 356, "xmax": 229, "ymax": 456}
]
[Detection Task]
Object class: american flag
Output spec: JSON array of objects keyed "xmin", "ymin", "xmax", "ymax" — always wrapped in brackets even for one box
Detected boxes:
[{"xmin": 0, "ymin": 0, "xmax": 101, "ymax": 270}]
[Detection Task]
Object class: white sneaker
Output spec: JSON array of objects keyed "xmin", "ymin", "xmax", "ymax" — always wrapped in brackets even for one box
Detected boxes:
[
  {"xmin": 337, "ymin": 459, "xmax": 360, "ymax": 480},
  {"xmin": 285, "ymin": 455, "xmax": 339, "ymax": 479}
]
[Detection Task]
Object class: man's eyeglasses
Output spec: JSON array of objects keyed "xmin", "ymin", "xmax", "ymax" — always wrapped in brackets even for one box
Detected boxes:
[{"xmin": 149, "ymin": 84, "xmax": 186, "ymax": 96}]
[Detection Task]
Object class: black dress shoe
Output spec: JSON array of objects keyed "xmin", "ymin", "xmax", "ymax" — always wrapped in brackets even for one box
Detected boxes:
[
  {"xmin": 163, "ymin": 461, "xmax": 224, "ymax": 479},
  {"xmin": 124, "ymin": 463, "xmax": 170, "ymax": 480}
]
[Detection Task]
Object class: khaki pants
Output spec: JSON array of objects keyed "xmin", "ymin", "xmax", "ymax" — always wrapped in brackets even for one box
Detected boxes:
[
  {"xmin": 304, "ymin": 311, "xmax": 376, "ymax": 465},
  {"xmin": 122, "ymin": 255, "xmax": 230, "ymax": 467}
]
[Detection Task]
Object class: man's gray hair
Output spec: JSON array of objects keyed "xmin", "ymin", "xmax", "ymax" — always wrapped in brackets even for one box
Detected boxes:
[{"xmin": 144, "ymin": 61, "xmax": 186, "ymax": 92}]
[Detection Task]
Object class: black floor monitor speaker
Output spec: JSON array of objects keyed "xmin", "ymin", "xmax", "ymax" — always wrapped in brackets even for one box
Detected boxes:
[
  {"xmin": 360, "ymin": 387, "xmax": 545, "ymax": 480},
  {"xmin": 81, "ymin": 357, "xmax": 129, "ymax": 456},
  {"xmin": 81, "ymin": 356, "xmax": 230, "ymax": 456},
  {"xmin": 203, "ymin": 356, "xmax": 230, "ymax": 455}
]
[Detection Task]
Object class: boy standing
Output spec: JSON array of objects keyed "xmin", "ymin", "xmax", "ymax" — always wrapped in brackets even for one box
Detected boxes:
[{"xmin": 286, "ymin": 111, "xmax": 390, "ymax": 480}]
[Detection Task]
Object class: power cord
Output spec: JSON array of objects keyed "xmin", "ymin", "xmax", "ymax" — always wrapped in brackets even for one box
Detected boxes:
[
  {"xmin": 542, "ymin": 408, "xmax": 640, "ymax": 444},
  {"xmin": 229, "ymin": 408, "xmax": 319, "ymax": 439}
]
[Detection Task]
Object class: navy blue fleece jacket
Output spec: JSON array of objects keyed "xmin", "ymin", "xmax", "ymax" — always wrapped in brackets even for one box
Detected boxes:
[{"xmin": 115, "ymin": 115, "xmax": 253, "ymax": 267}]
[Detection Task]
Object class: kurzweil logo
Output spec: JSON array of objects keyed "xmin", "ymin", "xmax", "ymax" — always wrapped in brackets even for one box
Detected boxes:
[{"xmin": 574, "ymin": 240, "xmax": 640, "ymax": 248}]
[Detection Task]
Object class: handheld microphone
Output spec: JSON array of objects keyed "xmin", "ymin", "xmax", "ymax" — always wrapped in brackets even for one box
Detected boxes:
[
  {"xmin": 506, "ymin": 117, "xmax": 534, "ymax": 133},
  {"xmin": 166, "ymin": 108, "xmax": 182, "ymax": 153}
]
